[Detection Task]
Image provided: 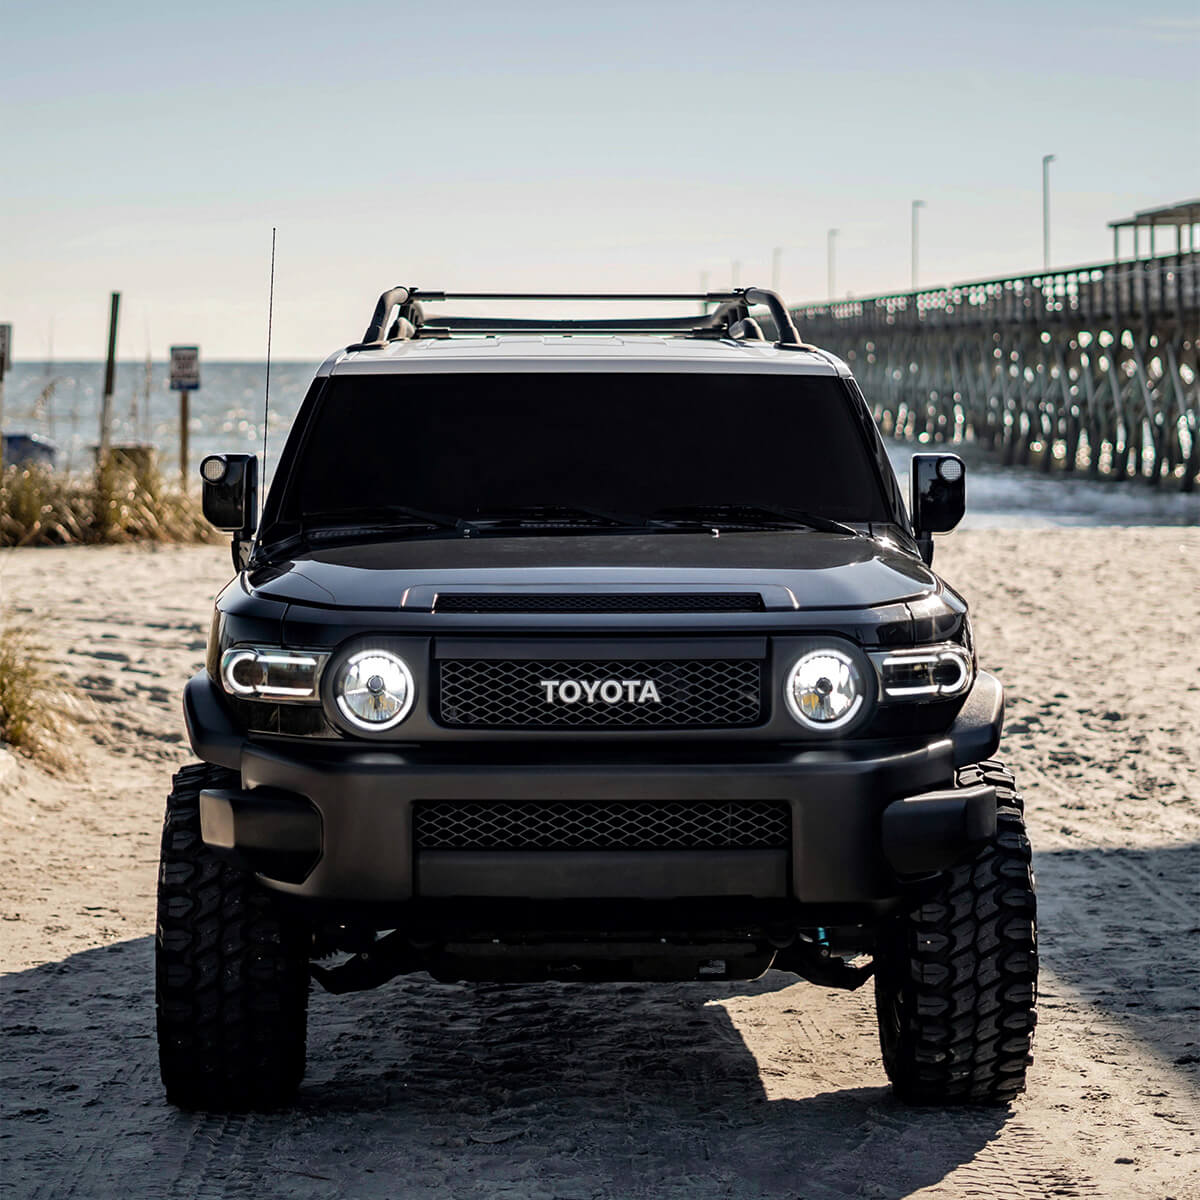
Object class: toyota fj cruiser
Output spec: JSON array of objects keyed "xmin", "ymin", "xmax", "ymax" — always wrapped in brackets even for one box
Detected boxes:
[{"xmin": 157, "ymin": 286, "xmax": 1037, "ymax": 1111}]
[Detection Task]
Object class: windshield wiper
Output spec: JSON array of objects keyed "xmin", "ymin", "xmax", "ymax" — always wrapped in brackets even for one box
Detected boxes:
[
  {"xmin": 461, "ymin": 505, "xmax": 646, "ymax": 533},
  {"xmin": 299, "ymin": 505, "xmax": 644, "ymax": 543},
  {"xmin": 650, "ymin": 505, "xmax": 861, "ymax": 536},
  {"xmin": 302, "ymin": 506, "xmax": 480, "ymax": 540}
]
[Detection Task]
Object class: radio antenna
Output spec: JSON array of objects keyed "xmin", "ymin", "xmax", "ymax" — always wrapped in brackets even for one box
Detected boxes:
[{"xmin": 261, "ymin": 226, "xmax": 276, "ymax": 523}]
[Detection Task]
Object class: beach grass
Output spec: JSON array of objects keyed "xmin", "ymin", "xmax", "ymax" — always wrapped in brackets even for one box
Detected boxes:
[
  {"xmin": 0, "ymin": 624, "xmax": 61, "ymax": 758},
  {"xmin": 0, "ymin": 456, "xmax": 217, "ymax": 548}
]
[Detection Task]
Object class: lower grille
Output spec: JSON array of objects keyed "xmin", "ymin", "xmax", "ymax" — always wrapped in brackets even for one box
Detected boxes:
[
  {"xmin": 414, "ymin": 799, "xmax": 791, "ymax": 850},
  {"xmin": 438, "ymin": 658, "xmax": 763, "ymax": 728}
]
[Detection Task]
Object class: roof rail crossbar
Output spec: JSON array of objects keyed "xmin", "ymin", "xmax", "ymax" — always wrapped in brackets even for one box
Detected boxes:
[
  {"xmin": 418, "ymin": 326, "xmax": 731, "ymax": 338},
  {"xmin": 348, "ymin": 287, "xmax": 812, "ymax": 351},
  {"xmin": 428, "ymin": 304, "xmax": 744, "ymax": 334},
  {"xmin": 406, "ymin": 291, "xmax": 741, "ymax": 302}
]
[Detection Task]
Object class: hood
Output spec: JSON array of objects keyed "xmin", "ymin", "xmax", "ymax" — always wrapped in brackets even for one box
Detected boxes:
[{"xmin": 247, "ymin": 530, "xmax": 939, "ymax": 612}]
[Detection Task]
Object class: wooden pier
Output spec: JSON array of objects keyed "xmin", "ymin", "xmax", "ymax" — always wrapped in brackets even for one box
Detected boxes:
[{"xmin": 791, "ymin": 202, "xmax": 1200, "ymax": 491}]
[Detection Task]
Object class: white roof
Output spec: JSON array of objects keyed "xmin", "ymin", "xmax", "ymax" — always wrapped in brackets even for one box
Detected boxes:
[{"xmin": 318, "ymin": 335, "xmax": 849, "ymax": 378}]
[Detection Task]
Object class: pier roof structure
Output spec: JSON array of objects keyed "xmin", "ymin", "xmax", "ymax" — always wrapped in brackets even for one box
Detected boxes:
[{"xmin": 1109, "ymin": 198, "xmax": 1199, "ymax": 257}]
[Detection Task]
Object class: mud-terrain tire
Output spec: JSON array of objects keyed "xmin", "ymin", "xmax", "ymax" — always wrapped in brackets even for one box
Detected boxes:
[
  {"xmin": 874, "ymin": 760, "xmax": 1037, "ymax": 1105},
  {"xmin": 156, "ymin": 762, "xmax": 310, "ymax": 1110}
]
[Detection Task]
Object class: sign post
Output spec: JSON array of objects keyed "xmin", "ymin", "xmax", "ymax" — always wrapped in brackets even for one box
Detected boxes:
[
  {"xmin": 169, "ymin": 345, "xmax": 200, "ymax": 488},
  {"xmin": 0, "ymin": 324, "xmax": 11, "ymax": 475}
]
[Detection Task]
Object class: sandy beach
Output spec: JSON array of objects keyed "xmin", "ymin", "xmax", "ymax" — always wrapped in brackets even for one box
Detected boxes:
[{"xmin": 0, "ymin": 529, "xmax": 1197, "ymax": 1199}]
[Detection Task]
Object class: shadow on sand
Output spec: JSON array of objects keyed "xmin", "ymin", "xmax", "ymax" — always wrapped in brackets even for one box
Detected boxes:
[
  {"xmin": 1, "ymin": 935, "xmax": 1012, "ymax": 1200},
  {"xmin": 3, "ymin": 840, "xmax": 1196, "ymax": 1198}
]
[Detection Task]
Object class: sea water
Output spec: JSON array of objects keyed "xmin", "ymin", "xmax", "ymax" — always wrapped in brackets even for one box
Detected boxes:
[{"xmin": 3, "ymin": 360, "xmax": 1197, "ymax": 529}]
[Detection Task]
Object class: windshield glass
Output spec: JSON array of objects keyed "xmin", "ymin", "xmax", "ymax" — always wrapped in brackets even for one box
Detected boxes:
[{"xmin": 276, "ymin": 372, "xmax": 891, "ymax": 529}]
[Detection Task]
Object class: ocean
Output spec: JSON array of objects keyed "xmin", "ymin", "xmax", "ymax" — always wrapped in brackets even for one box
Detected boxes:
[{"xmin": 3, "ymin": 360, "xmax": 1197, "ymax": 529}]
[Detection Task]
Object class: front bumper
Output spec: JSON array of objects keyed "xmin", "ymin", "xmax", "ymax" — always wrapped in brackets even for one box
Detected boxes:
[{"xmin": 185, "ymin": 671, "xmax": 1003, "ymax": 910}]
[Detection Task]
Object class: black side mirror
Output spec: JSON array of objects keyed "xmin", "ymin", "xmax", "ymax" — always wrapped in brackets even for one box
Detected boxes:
[
  {"xmin": 911, "ymin": 453, "xmax": 965, "ymax": 563},
  {"xmin": 200, "ymin": 455, "xmax": 258, "ymax": 568}
]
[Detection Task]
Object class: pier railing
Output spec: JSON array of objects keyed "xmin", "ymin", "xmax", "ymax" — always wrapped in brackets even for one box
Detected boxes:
[{"xmin": 792, "ymin": 253, "xmax": 1200, "ymax": 491}]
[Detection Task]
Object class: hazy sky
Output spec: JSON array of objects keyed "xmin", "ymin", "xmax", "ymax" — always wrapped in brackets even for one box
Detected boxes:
[{"xmin": 3, "ymin": 0, "xmax": 1197, "ymax": 359}]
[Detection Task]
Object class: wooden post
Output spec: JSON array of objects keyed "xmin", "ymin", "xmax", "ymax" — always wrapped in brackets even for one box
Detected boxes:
[
  {"xmin": 99, "ymin": 292, "xmax": 120, "ymax": 462},
  {"xmin": 169, "ymin": 345, "xmax": 199, "ymax": 490},
  {"xmin": 180, "ymin": 391, "xmax": 189, "ymax": 489},
  {"xmin": 0, "ymin": 324, "xmax": 11, "ymax": 476}
]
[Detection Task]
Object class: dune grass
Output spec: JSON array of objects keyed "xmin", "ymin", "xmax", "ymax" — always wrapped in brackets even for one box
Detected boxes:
[
  {"xmin": 0, "ymin": 454, "xmax": 216, "ymax": 760},
  {"xmin": 0, "ymin": 624, "xmax": 61, "ymax": 758},
  {"xmin": 0, "ymin": 454, "xmax": 217, "ymax": 547}
]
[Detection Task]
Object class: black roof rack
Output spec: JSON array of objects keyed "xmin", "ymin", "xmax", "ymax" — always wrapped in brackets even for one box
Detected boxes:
[{"xmin": 347, "ymin": 287, "xmax": 816, "ymax": 352}]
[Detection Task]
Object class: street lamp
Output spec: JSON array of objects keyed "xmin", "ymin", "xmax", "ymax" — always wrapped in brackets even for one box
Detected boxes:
[
  {"xmin": 911, "ymin": 200, "xmax": 926, "ymax": 290},
  {"xmin": 827, "ymin": 229, "xmax": 838, "ymax": 301},
  {"xmin": 1042, "ymin": 154, "xmax": 1056, "ymax": 270}
]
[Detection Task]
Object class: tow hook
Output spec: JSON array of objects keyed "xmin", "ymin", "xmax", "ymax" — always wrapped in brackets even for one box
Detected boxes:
[
  {"xmin": 772, "ymin": 938, "xmax": 875, "ymax": 991},
  {"xmin": 310, "ymin": 930, "xmax": 423, "ymax": 995}
]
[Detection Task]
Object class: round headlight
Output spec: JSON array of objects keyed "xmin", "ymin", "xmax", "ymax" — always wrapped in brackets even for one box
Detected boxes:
[
  {"xmin": 785, "ymin": 648, "xmax": 865, "ymax": 730},
  {"xmin": 334, "ymin": 650, "xmax": 415, "ymax": 731}
]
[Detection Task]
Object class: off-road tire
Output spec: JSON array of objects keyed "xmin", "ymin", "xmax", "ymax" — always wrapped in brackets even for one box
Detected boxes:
[
  {"xmin": 874, "ymin": 760, "xmax": 1037, "ymax": 1105},
  {"xmin": 156, "ymin": 762, "xmax": 311, "ymax": 1110}
]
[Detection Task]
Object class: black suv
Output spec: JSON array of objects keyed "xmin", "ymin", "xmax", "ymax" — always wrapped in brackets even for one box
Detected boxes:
[{"xmin": 157, "ymin": 287, "xmax": 1037, "ymax": 1110}]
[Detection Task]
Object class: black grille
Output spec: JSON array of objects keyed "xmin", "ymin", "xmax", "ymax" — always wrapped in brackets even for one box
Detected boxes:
[
  {"xmin": 415, "ymin": 799, "xmax": 790, "ymax": 850},
  {"xmin": 438, "ymin": 658, "xmax": 763, "ymax": 728},
  {"xmin": 434, "ymin": 592, "xmax": 764, "ymax": 614}
]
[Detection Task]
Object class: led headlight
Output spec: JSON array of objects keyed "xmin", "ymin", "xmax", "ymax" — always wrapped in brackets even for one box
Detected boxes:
[
  {"xmin": 871, "ymin": 644, "xmax": 974, "ymax": 700},
  {"xmin": 333, "ymin": 649, "xmax": 415, "ymax": 731},
  {"xmin": 221, "ymin": 647, "xmax": 325, "ymax": 701},
  {"xmin": 785, "ymin": 648, "xmax": 865, "ymax": 729}
]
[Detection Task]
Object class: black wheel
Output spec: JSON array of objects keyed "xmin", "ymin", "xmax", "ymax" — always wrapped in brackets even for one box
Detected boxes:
[
  {"xmin": 874, "ymin": 760, "xmax": 1037, "ymax": 1105},
  {"xmin": 155, "ymin": 762, "xmax": 311, "ymax": 1110}
]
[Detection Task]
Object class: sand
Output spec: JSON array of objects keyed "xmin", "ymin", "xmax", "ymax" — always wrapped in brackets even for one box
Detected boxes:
[{"xmin": 0, "ymin": 530, "xmax": 1197, "ymax": 1199}]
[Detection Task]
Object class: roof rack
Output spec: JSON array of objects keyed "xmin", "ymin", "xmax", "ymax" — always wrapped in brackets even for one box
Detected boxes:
[{"xmin": 347, "ymin": 287, "xmax": 816, "ymax": 352}]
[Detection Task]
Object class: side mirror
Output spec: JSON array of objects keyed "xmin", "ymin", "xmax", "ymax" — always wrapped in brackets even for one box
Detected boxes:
[
  {"xmin": 911, "ymin": 453, "xmax": 965, "ymax": 563},
  {"xmin": 200, "ymin": 452, "xmax": 258, "ymax": 533}
]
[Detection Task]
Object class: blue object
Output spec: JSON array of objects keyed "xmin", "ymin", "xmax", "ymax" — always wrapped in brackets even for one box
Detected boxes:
[{"xmin": 2, "ymin": 433, "xmax": 57, "ymax": 469}]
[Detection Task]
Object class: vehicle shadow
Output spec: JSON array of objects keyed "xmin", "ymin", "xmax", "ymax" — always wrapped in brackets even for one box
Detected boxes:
[
  {"xmin": 0, "ymin": 936, "xmax": 1012, "ymax": 1200},
  {"xmin": 4, "ymin": 841, "xmax": 1197, "ymax": 1197}
]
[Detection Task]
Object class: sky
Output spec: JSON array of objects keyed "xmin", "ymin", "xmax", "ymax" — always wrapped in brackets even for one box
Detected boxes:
[{"xmin": 2, "ymin": 0, "xmax": 1197, "ymax": 359}]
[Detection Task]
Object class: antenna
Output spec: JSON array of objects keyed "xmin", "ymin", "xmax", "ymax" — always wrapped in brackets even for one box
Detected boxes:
[{"xmin": 261, "ymin": 227, "xmax": 276, "ymax": 523}]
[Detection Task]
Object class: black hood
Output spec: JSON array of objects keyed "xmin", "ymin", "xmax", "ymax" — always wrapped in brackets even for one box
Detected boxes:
[{"xmin": 248, "ymin": 530, "xmax": 939, "ymax": 612}]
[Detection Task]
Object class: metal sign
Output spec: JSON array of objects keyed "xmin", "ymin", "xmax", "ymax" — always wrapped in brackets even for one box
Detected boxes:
[
  {"xmin": 169, "ymin": 345, "xmax": 200, "ymax": 391},
  {"xmin": 0, "ymin": 325, "xmax": 11, "ymax": 376}
]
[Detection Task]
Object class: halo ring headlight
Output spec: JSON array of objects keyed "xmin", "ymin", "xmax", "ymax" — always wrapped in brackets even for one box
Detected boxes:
[
  {"xmin": 333, "ymin": 649, "xmax": 415, "ymax": 731},
  {"xmin": 784, "ymin": 647, "xmax": 865, "ymax": 730}
]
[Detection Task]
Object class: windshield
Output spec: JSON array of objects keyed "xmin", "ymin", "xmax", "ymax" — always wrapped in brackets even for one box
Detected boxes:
[{"xmin": 274, "ymin": 371, "xmax": 892, "ymax": 532}]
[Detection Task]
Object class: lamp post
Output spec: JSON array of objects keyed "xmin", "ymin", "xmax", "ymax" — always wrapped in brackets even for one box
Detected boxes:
[
  {"xmin": 911, "ymin": 200, "xmax": 926, "ymax": 291},
  {"xmin": 827, "ymin": 229, "xmax": 838, "ymax": 301},
  {"xmin": 771, "ymin": 246, "xmax": 782, "ymax": 292},
  {"xmin": 1042, "ymin": 154, "xmax": 1056, "ymax": 270}
]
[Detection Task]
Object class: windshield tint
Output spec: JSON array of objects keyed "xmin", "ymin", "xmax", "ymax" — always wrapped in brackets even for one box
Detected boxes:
[{"xmin": 277, "ymin": 372, "xmax": 891, "ymax": 526}]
